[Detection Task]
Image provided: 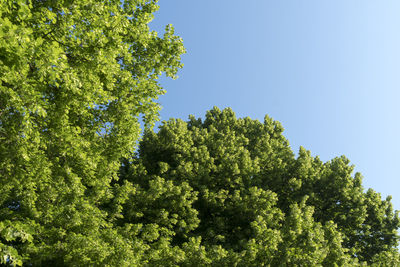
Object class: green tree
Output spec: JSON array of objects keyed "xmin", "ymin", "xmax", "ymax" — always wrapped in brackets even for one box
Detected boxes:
[
  {"xmin": 120, "ymin": 107, "xmax": 399, "ymax": 266},
  {"xmin": 0, "ymin": 0, "xmax": 184, "ymax": 265}
]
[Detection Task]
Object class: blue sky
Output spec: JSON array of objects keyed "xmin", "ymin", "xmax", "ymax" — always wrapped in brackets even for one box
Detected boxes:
[{"xmin": 150, "ymin": 1, "xmax": 400, "ymax": 210}]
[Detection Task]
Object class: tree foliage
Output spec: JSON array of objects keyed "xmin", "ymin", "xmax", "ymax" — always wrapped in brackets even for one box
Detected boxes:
[
  {"xmin": 119, "ymin": 107, "xmax": 400, "ymax": 266},
  {"xmin": 1, "ymin": 0, "xmax": 399, "ymax": 265},
  {"xmin": 0, "ymin": 0, "xmax": 184, "ymax": 265}
]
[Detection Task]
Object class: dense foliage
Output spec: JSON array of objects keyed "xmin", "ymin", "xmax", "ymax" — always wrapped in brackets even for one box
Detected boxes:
[
  {"xmin": 0, "ymin": 0, "xmax": 184, "ymax": 265},
  {"xmin": 1, "ymin": 0, "xmax": 399, "ymax": 265},
  {"xmin": 119, "ymin": 107, "xmax": 400, "ymax": 266}
]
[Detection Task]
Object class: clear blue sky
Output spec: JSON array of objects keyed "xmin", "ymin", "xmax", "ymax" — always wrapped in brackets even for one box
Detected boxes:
[{"xmin": 149, "ymin": 1, "xmax": 400, "ymax": 210}]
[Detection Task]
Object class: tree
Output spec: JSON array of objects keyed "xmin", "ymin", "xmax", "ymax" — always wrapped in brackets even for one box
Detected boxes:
[
  {"xmin": 1, "ymin": 0, "xmax": 398, "ymax": 264},
  {"xmin": 120, "ymin": 107, "xmax": 399, "ymax": 266},
  {"xmin": 0, "ymin": 0, "xmax": 184, "ymax": 265}
]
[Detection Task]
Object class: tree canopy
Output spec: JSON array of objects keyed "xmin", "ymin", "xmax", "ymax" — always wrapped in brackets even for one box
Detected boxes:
[
  {"xmin": 1, "ymin": 0, "xmax": 399, "ymax": 266},
  {"xmin": 119, "ymin": 107, "xmax": 400, "ymax": 266},
  {"xmin": 0, "ymin": 0, "xmax": 184, "ymax": 265}
]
